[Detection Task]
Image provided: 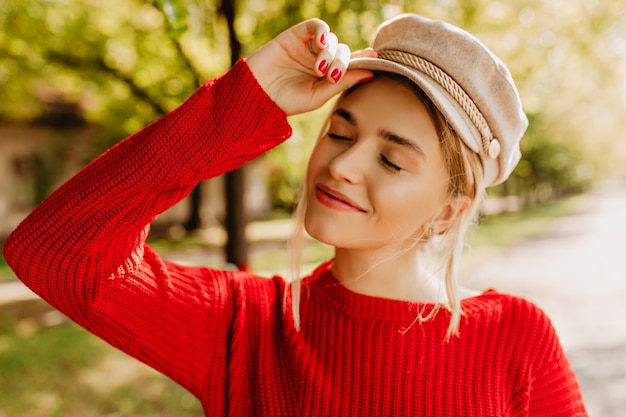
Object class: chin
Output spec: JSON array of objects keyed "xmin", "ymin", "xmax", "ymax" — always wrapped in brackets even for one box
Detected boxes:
[
  {"xmin": 304, "ymin": 219, "xmax": 329, "ymax": 245},
  {"xmin": 303, "ymin": 217, "xmax": 344, "ymax": 249}
]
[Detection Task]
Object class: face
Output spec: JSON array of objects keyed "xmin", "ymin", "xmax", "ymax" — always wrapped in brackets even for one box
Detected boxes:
[{"xmin": 304, "ymin": 77, "xmax": 452, "ymax": 253}]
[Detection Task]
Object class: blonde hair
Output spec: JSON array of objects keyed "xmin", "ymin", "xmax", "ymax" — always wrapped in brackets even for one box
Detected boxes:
[{"xmin": 285, "ymin": 73, "xmax": 485, "ymax": 339}]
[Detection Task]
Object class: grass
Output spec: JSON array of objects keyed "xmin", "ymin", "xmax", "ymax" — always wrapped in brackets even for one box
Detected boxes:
[
  {"xmin": 468, "ymin": 196, "xmax": 580, "ymax": 251},
  {"xmin": 0, "ymin": 255, "xmax": 13, "ymax": 282},
  {"xmin": 249, "ymin": 240, "xmax": 334, "ymax": 277},
  {"xmin": 0, "ymin": 195, "xmax": 581, "ymax": 416},
  {"xmin": 0, "ymin": 313, "xmax": 203, "ymax": 417}
]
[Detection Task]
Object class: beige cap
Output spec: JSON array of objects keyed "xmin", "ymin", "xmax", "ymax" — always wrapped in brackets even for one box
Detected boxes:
[{"xmin": 349, "ymin": 13, "xmax": 528, "ymax": 186}]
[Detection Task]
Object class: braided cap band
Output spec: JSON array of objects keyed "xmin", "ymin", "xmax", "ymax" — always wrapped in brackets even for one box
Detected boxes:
[{"xmin": 349, "ymin": 14, "xmax": 528, "ymax": 186}]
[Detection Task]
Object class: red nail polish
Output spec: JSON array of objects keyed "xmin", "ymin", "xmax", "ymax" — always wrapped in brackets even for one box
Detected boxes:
[
  {"xmin": 331, "ymin": 68, "xmax": 342, "ymax": 83},
  {"xmin": 318, "ymin": 60, "xmax": 329, "ymax": 74},
  {"xmin": 319, "ymin": 32, "xmax": 326, "ymax": 46},
  {"xmin": 358, "ymin": 75, "xmax": 374, "ymax": 84}
]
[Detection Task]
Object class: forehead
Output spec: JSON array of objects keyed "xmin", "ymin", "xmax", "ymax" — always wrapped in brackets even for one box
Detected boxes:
[
  {"xmin": 341, "ymin": 76, "xmax": 427, "ymax": 108},
  {"xmin": 345, "ymin": 72, "xmax": 428, "ymax": 102},
  {"xmin": 335, "ymin": 78, "xmax": 438, "ymax": 134}
]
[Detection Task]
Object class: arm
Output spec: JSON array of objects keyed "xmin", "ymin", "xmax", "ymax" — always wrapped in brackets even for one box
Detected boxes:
[
  {"xmin": 3, "ymin": 60, "xmax": 291, "ymax": 395},
  {"xmin": 3, "ymin": 60, "xmax": 289, "ymax": 307},
  {"xmin": 3, "ymin": 19, "xmax": 374, "ymax": 397}
]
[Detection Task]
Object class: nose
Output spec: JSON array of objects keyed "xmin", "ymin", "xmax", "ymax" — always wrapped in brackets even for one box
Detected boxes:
[{"xmin": 328, "ymin": 142, "xmax": 366, "ymax": 184}]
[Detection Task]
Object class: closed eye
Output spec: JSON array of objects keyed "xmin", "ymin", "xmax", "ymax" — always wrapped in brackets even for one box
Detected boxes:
[
  {"xmin": 327, "ymin": 132, "xmax": 353, "ymax": 142},
  {"xmin": 379, "ymin": 154, "xmax": 402, "ymax": 172}
]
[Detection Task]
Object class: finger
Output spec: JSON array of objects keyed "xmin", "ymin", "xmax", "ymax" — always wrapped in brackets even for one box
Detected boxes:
[
  {"xmin": 304, "ymin": 18, "xmax": 330, "ymax": 54},
  {"xmin": 326, "ymin": 42, "xmax": 351, "ymax": 84},
  {"xmin": 314, "ymin": 32, "xmax": 338, "ymax": 77}
]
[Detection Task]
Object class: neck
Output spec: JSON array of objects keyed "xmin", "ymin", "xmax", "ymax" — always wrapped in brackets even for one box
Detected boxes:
[{"xmin": 331, "ymin": 245, "xmax": 448, "ymax": 304}]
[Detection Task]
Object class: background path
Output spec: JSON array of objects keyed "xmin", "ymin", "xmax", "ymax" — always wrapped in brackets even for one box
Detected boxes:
[{"xmin": 461, "ymin": 181, "xmax": 626, "ymax": 416}]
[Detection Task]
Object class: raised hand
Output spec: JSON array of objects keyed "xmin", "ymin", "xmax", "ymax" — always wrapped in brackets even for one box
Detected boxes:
[{"xmin": 246, "ymin": 18, "xmax": 376, "ymax": 116}]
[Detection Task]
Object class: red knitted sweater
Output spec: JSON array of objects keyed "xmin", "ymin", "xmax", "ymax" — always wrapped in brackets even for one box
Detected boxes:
[{"xmin": 3, "ymin": 60, "xmax": 587, "ymax": 416}]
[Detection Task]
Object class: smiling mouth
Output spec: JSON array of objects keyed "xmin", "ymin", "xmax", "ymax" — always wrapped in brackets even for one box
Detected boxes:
[{"xmin": 316, "ymin": 184, "xmax": 366, "ymax": 212}]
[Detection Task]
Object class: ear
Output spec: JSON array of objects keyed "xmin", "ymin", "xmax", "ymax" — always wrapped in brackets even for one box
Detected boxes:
[{"xmin": 428, "ymin": 195, "xmax": 471, "ymax": 235}]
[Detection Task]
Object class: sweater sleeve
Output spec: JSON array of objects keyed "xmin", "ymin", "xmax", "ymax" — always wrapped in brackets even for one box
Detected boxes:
[{"xmin": 2, "ymin": 59, "xmax": 292, "ymax": 398}]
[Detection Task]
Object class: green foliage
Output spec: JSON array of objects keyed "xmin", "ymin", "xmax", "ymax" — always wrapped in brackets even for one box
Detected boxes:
[
  {"xmin": 151, "ymin": 0, "xmax": 189, "ymax": 39},
  {"xmin": 491, "ymin": 113, "xmax": 593, "ymax": 204},
  {"xmin": 517, "ymin": 138, "xmax": 590, "ymax": 197},
  {"xmin": 236, "ymin": 0, "xmax": 401, "ymax": 54},
  {"xmin": 0, "ymin": 0, "xmax": 208, "ymax": 138}
]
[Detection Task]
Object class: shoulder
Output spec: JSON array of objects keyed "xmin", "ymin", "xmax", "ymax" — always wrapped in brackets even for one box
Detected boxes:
[
  {"xmin": 462, "ymin": 291, "xmax": 586, "ymax": 413},
  {"xmin": 165, "ymin": 261, "xmax": 288, "ymax": 321},
  {"xmin": 462, "ymin": 290, "xmax": 560, "ymax": 350},
  {"xmin": 464, "ymin": 290, "xmax": 564, "ymax": 363},
  {"xmin": 225, "ymin": 269, "xmax": 287, "ymax": 315},
  {"xmin": 467, "ymin": 290, "xmax": 554, "ymax": 330}
]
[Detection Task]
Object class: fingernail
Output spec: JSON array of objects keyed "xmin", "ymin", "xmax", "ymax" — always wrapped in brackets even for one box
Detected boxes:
[
  {"xmin": 318, "ymin": 60, "xmax": 329, "ymax": 74},
  {"xmin": 319, "ymin": 32, "xmax": 326, "ymax": 46},
  {"xmin": 358, "ymin": 75, "xmax": 374, "ymax": 84},
  {"xmin": 331, "ymin": 68, "xmax": 342, "ymax": 83}
]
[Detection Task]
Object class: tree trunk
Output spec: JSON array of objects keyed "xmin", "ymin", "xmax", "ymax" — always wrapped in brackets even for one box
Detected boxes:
[
  {"xmin": 184, "ymin": 185, "xmax": 202, "ymax": 231},
  {"xmin": 221, "ymin": 0, "xmax": 248, "ymax": 269},
  {"xmin": 225, "ymin": 169, "xmax": 248, "ymax": 269}
]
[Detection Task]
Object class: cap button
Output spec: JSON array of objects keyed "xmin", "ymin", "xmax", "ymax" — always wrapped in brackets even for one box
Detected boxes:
[{"xmin": 488, "ymin": 138, "xmax": 501, "ymax": 159}]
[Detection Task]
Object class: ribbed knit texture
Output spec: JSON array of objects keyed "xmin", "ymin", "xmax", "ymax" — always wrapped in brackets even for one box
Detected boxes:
[{"xmin": 3, "ymin": 59, "xmax": 587, "ymax": 416}]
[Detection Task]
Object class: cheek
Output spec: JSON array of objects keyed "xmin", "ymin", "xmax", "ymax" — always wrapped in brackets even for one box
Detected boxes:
[
  {"xmin": 371, "ymin": 177, "xmax": 447, "ymax": 229},
  {"xmin": 305, "ymin": 141, "xmax": 331, "ymax": 185}
]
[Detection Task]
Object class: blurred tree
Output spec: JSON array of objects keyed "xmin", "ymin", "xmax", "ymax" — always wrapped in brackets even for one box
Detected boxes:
[
  {"xmin": 0, "ymin": 0, "xmax": 241, "ymax": 259},
  {"xmin": 220, "ymin": 0, "xmax": 248, "ymax": 268}
]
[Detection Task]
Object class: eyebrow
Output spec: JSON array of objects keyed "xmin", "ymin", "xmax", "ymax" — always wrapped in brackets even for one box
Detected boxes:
[
  {"xmin": 334, "ymin": 108, "xmax": 355, "ymax": 124},
  {"xmin": 333, "ymin": 108, "xmax": 426, "ymax": 158},
  {"xmin": 379, "ymin": 129, "xmax": 425, "ymax": 158}
]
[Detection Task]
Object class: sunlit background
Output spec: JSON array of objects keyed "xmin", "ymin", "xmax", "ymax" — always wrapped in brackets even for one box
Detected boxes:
[{"xmin": 1, "ymin": 0, "xmax": 625, "ymax": 415}]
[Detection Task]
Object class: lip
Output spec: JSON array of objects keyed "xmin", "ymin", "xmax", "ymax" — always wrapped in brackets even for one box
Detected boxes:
[{"xmin": 315, "ymin": 184, "xmax": 366, "ymax": 213}]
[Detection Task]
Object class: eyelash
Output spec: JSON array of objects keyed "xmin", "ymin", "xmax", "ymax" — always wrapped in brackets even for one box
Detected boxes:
[
  {"xmin": 327, "ymin": 132, "xmax": 351, "ymax": 142},
  {"xmin": 379, "ymin": 155, "xmax": 401, "ymax": 172},
  {"xmin": 327, "ymin": 133, "xmax": 402, "ymax": 173}
]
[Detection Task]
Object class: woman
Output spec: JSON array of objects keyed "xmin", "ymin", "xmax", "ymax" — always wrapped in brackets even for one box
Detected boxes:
[{"xmin": 3, "ymin": 13, "xmax": 587, "ymax": 416}]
